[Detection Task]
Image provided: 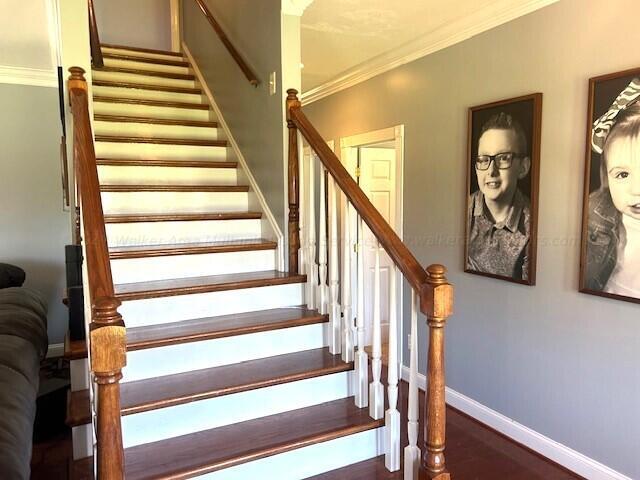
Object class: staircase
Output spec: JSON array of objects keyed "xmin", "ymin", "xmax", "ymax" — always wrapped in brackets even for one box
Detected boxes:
[{"xmin": 66, "ymin": 44, "xmax": 387, "ymax": 479}]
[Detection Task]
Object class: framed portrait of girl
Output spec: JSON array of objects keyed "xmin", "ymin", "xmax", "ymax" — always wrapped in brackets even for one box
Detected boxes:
[{"xmin": 580, "ymin": 68, "xmax": 640, "ymax": 304}]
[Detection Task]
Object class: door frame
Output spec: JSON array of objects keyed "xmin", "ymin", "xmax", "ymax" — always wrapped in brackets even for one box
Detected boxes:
[{"xmin": 339, "ymin": 125, "xmax": 404, "ymax": 364}]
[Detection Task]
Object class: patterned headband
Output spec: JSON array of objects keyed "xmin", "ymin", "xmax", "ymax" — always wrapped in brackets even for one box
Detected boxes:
[{"xmin": 592, "ymin": 77, "xmax": 640, "ymax": 154}]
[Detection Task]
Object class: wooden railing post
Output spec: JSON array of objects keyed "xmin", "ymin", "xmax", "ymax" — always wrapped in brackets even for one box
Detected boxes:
[
  {"xmin": 87, "ymin": 0, "xmax": 104, "ymax": 68},
  {"xmin": 420, "ymin": 265, "xmax": 453, "ymax": 480},
  {"xmin": 286, "ymin": 89, "xmax": 301, "ymax": 274}
]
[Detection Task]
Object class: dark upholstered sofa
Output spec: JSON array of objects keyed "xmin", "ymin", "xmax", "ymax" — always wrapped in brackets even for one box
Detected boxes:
[{"xmin": 0, "ymin": 264, "xmax": 48, "ymax": 479}]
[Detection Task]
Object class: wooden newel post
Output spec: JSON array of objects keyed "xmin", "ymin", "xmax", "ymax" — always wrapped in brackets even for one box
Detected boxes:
[
  {"xmin": 419, "ymin": 264, "xmax": 453, "ymax": 480},
  {"xmin": 286, "ymin": 89, "xmax": 301, "ymax": 274}
]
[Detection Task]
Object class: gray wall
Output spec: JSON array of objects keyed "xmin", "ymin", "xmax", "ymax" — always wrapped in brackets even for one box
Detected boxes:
[
  {"xmin": 1, "ymin": 84, "xmax": 70, "ymax": 345},
  {"xmin": 304, "ymin": 0, "xmax": 640, "ymax": 477},
  {"xmin": 182, "ymin": 0, "xmax": 286, "ymax": 237},
  {"xmin": 94, "ymin": 0, "xmax": 171, "ymax": 51}
]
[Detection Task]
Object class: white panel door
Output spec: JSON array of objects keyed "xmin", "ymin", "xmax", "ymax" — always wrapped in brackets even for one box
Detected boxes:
[{"xmin": 359, "ymin": 147, "xmax": 396, "ymax": 345}]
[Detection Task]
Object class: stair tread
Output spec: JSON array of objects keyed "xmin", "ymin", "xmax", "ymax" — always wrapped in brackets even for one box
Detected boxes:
[
  {"xmin": 104, "ymin": 211, "xmax": 262, "ymax": 223},
  {"xmin": 94, "ymin": 135, "xmax": 225, "ymax": 147},
  {"xmin": 109, "ymin": 238, "xmax": 276, "ymax": 259},
  {"xmin": 114, "ymin": 270, "xmax": 307, "ymax": 301},
  {"xmin": 93, "ymin": 96, "xmax": 209, "ymax": 110},
  {"xmin": 93, "ymin": 80, "xmax": 202, "ymax": 95},
  {"xmin": 103, "ymin": 52, "xmax": 189, "ymax": 68},
  {"xmin": 100, "ymin": 184, "xmax": 246, "ymax": 192},
  {"xmin": 124, "ymin": 397, "xmax": 382, "ymax": 479},
  {"xmin": 69, "ymin": 347, "xmax": 347, "ymax": 425},
  {"xmin": 95, "ymin": 66, "xmax": 195, "ymax": 80},
  {"xmin": 94, "ymin": 114, "xmax": 216, "ymax": 127},
  {"xmin": 96, "ymin": 159, "xmax": 236, "ymax": 168},
  {"xmin": 102, "ymin": 43, "xmax": 184, "ymax": 58}
]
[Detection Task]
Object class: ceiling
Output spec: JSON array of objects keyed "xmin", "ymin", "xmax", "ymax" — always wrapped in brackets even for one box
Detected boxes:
[{"xmin": 301, "ymin": 0, "xmax": 555, "ymax": 92}]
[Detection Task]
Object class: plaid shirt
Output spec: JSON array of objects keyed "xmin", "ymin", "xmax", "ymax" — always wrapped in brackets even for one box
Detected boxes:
[{"xmin": 467, "ymin": 189, "xmax": 531, "ymax": 281}]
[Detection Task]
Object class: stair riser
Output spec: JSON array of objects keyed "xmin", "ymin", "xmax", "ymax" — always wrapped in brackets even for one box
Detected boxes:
[
  {"xmin": 70, "ymin": 359, "xmax": 89, "ymax": 392},
  {"xmin": 93, "ymin": 102, "xmax": 213, "ymax": 122},
  {"xmin": 101, "ymin": 191, "xmax": 249, "ymax": 215},
  {"xmin": 93, "ymin": 85, "xmax": 205, "ymax": 104},
  {"xmin": 94, "ymin": 121, "xmax": 219, "ymax": 141},
  {"xmin": 122, "ymin": 371, "xmax": 351, "ymax": 448},
  {"xmin": 102, "ymin": 47, "xmax": 185, "ymax": 62},
  {"xmin": 106, "ymin": 218, "xmax": 262, "ymax": 247},
  {"xmin": 92, "ymin": 70, "xmax": 196, "ymax": 89},
  {"xmin": 119, "ymin": 282, "xmax": 305, "ymax": 328},
  {"xmin": 72, "ymin": 425, "xmax": 92, "ymax": 460},
  {"xmin": 99, "ymin": 165, "xmax": 235, "ymax": 186},
  {"xmin": 123, "ymin": 321, "xmax": 325, "ymax": 380},
  {"xmin": 95, "ymin": 142, "xmax": 225, "ymax": 161},
  {"xmin": 103, "ymin": 57, "xmax": 191, "ymax": 75},
  {"xmin": 197, "ymin": 428, "xmax": 385, "ymax": 480},
  {"xmin": 111, "ymin": 249, "xmax": 277, "ymax": 283}
]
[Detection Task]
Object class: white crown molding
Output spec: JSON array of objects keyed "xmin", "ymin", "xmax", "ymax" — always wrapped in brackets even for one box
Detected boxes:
[
  {"xmin": 400, "ymin": 366, "xmax": 632, "ymax": 480},
  {"xmin": 301, "ymin": 0, "xmax": 559, "ymax": 105},
  {"xmin": 282, "ymin": 0, "xmax": 314, "ymax": 16},
  {"xmin": 0, "ymin": 66, "xmax": 57, "ymax": 88}
]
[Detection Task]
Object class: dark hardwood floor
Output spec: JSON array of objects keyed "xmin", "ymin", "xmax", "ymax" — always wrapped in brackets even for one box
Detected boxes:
[{"xmin": 31, "ymin": 380, "xmax": 581, "ymax": 479}]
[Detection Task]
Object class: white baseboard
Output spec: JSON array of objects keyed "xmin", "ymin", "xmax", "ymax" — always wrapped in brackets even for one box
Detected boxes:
[
  {"xmin": 400, "ymin": 366, "xmax": 631, "ymax": 480},
  {"xmin": 46, "ymin": 342, "xmax": 65, "ymax": 359}
]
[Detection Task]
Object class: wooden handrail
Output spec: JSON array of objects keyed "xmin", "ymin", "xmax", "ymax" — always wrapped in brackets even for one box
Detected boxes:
[
  {"xmin": 88, "ymin": 0, "xmax": 104, "ymax": 68},
  {"xmin": 68, "ymin": 67, "xmax": 126, "ymax": 480},
  {"xmin": 193, "ymin": 0, "xmax": 259, "ymax": 87}
]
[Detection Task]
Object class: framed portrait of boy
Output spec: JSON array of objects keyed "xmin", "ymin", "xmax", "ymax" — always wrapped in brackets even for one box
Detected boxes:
[
  {"xmin": 464, "ymin": 93, "xmax": 542, "ymax": 285},
  {"xmin": 580, "ymin": 68, "xmax": 640, "ymax": 304}
]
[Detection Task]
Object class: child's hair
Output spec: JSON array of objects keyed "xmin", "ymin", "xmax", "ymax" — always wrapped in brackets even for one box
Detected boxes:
[
  {"xmin": 479, "ymin": 112, "xmax": 528, "ymax": 156},
  {"xmin": 600, "ymin": 102, "xmax": 640, "ymax": 189}
]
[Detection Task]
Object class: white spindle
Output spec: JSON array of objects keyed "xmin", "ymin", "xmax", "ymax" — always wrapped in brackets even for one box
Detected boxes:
[
  {"xmin": 385, "ymin": 265, "xmax": 400, "ymax": 471},
  {"xmin": 327, "ymin": 175, "xmax": 341, "ymax": 354},
  {"xmin": 354, "ymin": 215, "xmax": 368, "ymax": 408},
  {"xmin": 299, "ymin": 145, "xmax": 306, "ymax": 277},
  {"xmin": 306, "ymin": 153, "xmax": 317, "ymax": 309},
  {"xmin": 369, "ymin": 241, "xmax": 384, "ymax": 420},
  {"xmin": 317, "ymin": 165, "xmax": 328, "ymax": 315},
  {"xmin": 341, "ymin": 196, "xmax": 354, "ymax": 363},
  {"xmin": 404, "ymin": 289, "xmax": 421, "ymax": 480}
]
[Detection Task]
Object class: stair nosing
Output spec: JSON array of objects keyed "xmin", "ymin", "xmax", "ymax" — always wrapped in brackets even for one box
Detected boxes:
[
  {"xmin": 96, "ymin": 159, "xmax": 236, "ymax": 168},
  {"xmin": 93, "ymin": 80, "xmax": 202, "ymax": 95},
  {"xmin": 104, "ymin": 212, "xmax": 262, "ymax": 223},
  {"xmin": 94, "ymin": 114, "xmax": 216, "ymax": 128},
  {"xmin": 95, "ymin": 66, "xmax": 195, "ymax": 80},
  {"xmin": 100, "ymin": 184, "xmax": 247, "ymax": 193},
  {"xmin": 101, "ymin": 43, "xmax": 184, "ymax": 58},
  {"xmin": 94, "ymin": 135, "xmax": 225, "ymax": 147},
  {"xmin": 93, "ymin": 96, "xmax": 209, "ymax": 110},
  {"xmin": 102, "ymin": 52, "xmax": 189, "ymax": 68},
  {"xmin": 109, "ymin": 239, "xmax": 276, "ymax": 259}
]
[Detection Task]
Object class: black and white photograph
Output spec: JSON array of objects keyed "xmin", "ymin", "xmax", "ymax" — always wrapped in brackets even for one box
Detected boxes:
[
  {"xmin": 465, "ymin": 94, "xmax": 542, "ymax": 285},
  {"xmin": 580, "ymin": 68, "xmax": 640, "ymax": 304}
]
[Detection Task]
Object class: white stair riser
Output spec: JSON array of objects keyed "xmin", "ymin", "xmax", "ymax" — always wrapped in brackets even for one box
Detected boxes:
[
  {"xmin": 119, "ymin": 283, "xmax": 305, "ymax": 328},
  {"xmin": 111, "ymin": 249, "xmax": 277, "ymax": 283},
  {"xmin": 200, "ymin": 428, "xmax": 385, "ymax": 480},
  {"xmin": 95, "ymin": 142, "xmax": 225, "ymax": 161},
  {"xmin": 92, "ymin": 70, "xmax": 196, "ymax": 89},
  {"xmin": 123, "ymin": 321, "xmax": 325, "ymax": 381},
  {"xmin": 101, "ymin": 191, "xmax": 248, "ymax": 215},
  {"xmin": 93, "ymin": 85, "xmax": 206, "ymax": 104},
  {"xmin": 72, "ymin": 424, "xmax": 93, "ymax": 460},
  {"xmin": 94, "ymin": 121, "xmax": 219, "ymax": 141},
  {"xmin": 122, "ymin": 371, "xmax": 351, "ymax": 448},
  {"xmin": 103, "ymin": 57, "xmax": 191, "ymax": 75},
  {"xmin": 106, "ymin": 219, "xmax": 262, "ymax": 247},
  {"xmin": 102, "ymin": 47, "xmax": 185, "ymax": 63},
  {"xmin": 93, "ymin": 102, "xmax": 213, "ymax": 122},
  {"xmin": 98, "ymin": 165, "xmax": 235, "ymax": 186}
]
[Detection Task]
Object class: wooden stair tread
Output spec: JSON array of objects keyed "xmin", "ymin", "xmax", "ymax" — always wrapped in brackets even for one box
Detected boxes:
[
  {"xmin": 124, "ymin": 397, "xmax": 382, "ymax": 479},
  {"xmin": 68, "ymin": 347, "xmax": 347, "ymax": 425},
  {"xmin": 64, "ymin": 333, "xmax": 87, "ymax": 360},
  {"xmin": 102, "ymin": 43, "xmax": 183, "ymax": 57},
  {"xmin": 93, "ymin": 96, "xmax": 209, "ymax": 110},
  {"xmin": 93, "ymin": 80, "xmax": 202, "ymax": 95},
  {"xmin": 95, "ymin": 66, "xmax": 195, "ymax": 80},
  {"xmin": 109, "ymin": 238, "xmax": 276, "ymax": 259},
  {"xmin": 102, "ymin": 52, "xmax": 189, "ymax": 67},
  {"xmin": 100, "ymin": 184, "xmax": 247, "ymax": 192},
  {"xmin": 104, "ymin": 211, "xmax": 262, "ymax": 223},
  {"xmin": 94, "ymin": 114, "xmax": 216, "ymax": 127},
  {"xmin": 114, "ymin": 270, "xmax": 307, "ymax": 301},
  {"xmin": 305, "ymin": 456, "xmax": 397, "ymax": 479},
  {"xmin": 94, "ymin": 135, "xmax": 225, "ymax": 147},
  {"xmin": 96, "ymin": 159, "xmax": 236, "ymax": 168}
]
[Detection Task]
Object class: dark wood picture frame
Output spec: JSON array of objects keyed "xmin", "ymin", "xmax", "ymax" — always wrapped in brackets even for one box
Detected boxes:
[
  {"xmin": 579, "ymin": 67, "xmax": 640, "ymax": 305},
  {"xmin": 464, "ymin": 93, "xmax": 542, "ymax": 286}
]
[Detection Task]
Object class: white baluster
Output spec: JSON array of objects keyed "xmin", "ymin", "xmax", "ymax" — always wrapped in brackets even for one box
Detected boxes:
[
  {"xmin": 317, "ymin": 165, "xmax": 328, "ymax": 315},
  {"xmin": 341, "ymin": 195, "xmax": 354, "ymax": 363},
  {"xmin": 298, "ymin": 145, "xmax": 306, "ymax": 277},
  {"xmin": 306, "ymin": 153, "xmax": 317, "ymax": 309},
  {"xmin": 354, "ymin": 214, "xmax": 368, "ymax": 408},
  {"xmin": 369, "ymin": 241, "xmax": 384, "ymax": 420},
  {"xmin": 385, "ymin": 265, "xmax": 400, "ymax": 471},
  {"xmin": 327, "ymin": 175, "xmax": 341, "ymax": 354},
  {"xmin": 404, "ymin": 290, "xmax": 421, "ymax": 480}
]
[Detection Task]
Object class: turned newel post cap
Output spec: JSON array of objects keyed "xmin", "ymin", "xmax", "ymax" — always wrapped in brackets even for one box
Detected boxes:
[
  {"xmin": 427, "ymin": 264, "xmax": 447, "ymax": 281},
  {"xmin": 421, "ymin": 264, "xmax": 453, "ymax": 321},
  {"xmin": 286, "ymin": 88, "xmax": 299, "ymax": 98},
  {"xmin": 68, "ymin": 66, "xmax": 86, "ymax": 81}
]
